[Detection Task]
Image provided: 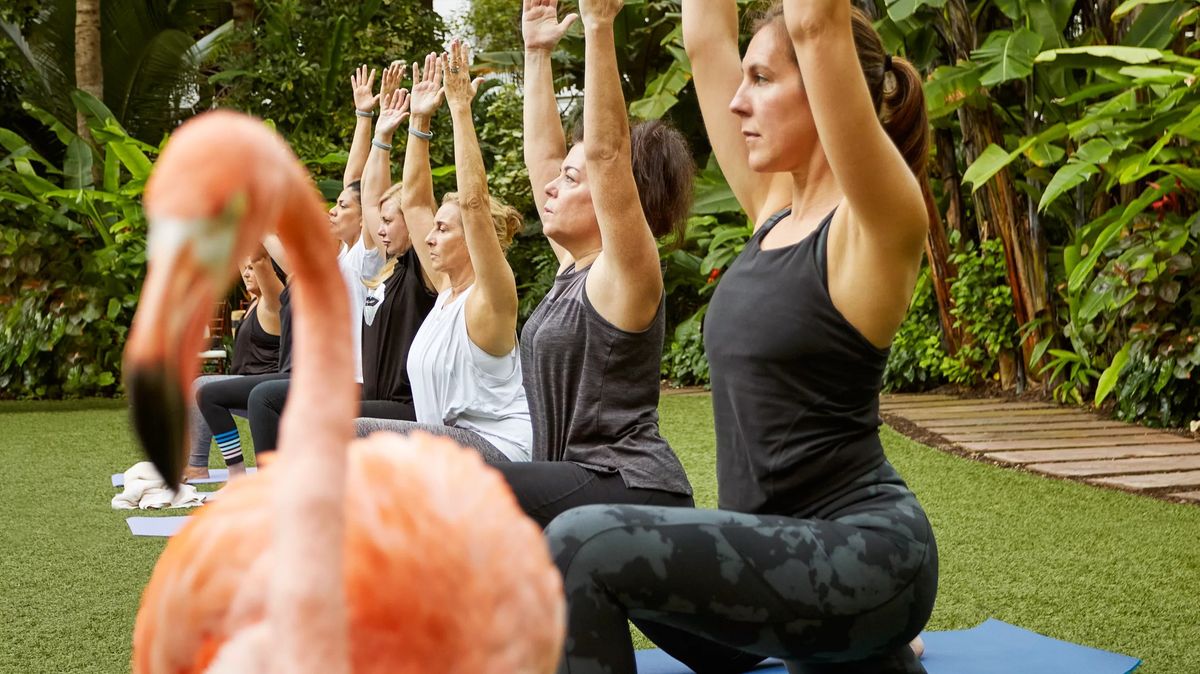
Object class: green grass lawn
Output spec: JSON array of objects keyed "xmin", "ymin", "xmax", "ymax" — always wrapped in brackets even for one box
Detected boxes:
[{"xmin": 2, "ymin": 394, "xmax": 1198, "ymax": 673}]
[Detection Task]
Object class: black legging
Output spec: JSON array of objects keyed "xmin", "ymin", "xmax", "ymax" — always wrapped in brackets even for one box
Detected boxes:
[
  {"xmin": 491, "ymin": 461, "xmax": 693, "ymax": 529},
  {"xmin": 543, "ymin": 461, "xmax": 937, "ymax": 674},
  {"xmin": 196, "ymin": 372, "xmax": 289, "ymax": 463},
  {"xmin": 245, "ymin": 378, "xmax": 415, "ymax": 453}
]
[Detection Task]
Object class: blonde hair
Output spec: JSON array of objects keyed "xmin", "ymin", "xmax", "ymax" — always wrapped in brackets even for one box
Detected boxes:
[
  {"xmin": 380, "ymin": 182, "xmax": 404, "ymax": 207},
  {"xmin": 363, "ymin": 181, "xmax": 406, "ymax": 289},
  {"xmin": 441, "ymin": 192, "xmax": 524, "ymax": 252}
]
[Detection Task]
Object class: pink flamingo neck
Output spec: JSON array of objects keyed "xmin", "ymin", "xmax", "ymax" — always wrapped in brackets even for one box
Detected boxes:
[{"xmin": 268, "ymin": 168, "xmax": 356, "ymax": 674}]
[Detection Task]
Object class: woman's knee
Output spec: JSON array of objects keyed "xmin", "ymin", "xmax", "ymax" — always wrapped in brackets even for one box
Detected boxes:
[
  {"xmin": 248, "ymin": 380, "xmax": 287, "ymax": 413},
  {"xmin": 544, "ymin": 504, "xmax": 637, "ymax": 569}
]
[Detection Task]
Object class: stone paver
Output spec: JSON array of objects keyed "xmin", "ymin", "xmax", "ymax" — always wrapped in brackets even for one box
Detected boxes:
[
  {"xmin": 961, "ymin": 436, "xmax": 1192, "ymax": 451},
  {"xmin": 941, "ymin": 427, "xmax": 1170, "ymax": 442},
  {"xmin": 1026, "ymin": 455, "xmax": 1200, "ymax": 477},
  {"xmin": 900, "ymin": 407, "xmax": 1086, "ymax": 421},
  {"xmin": 1090, "ymin": 471, "xmax": 1200, "ymax": 491},
  {"xmin": 988, "ymin": 445, "xmax": 1200, "ymax": 464},
  {"xmin": 921, "ymin": 419, "xmax": 1130, "ymax": 431}
]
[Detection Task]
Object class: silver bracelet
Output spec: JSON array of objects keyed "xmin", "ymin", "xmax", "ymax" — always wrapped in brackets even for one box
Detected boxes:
[
  {"xmin": 355, "ymin": 109, "xmax": 374, "ymax": 118},
  {"xmin": 408, "ymin": 126, "xmax": 433, "ymax": 141},
  {"xmin": 371, "ymin": 138, "xmax": 393, "ymax": 151}
]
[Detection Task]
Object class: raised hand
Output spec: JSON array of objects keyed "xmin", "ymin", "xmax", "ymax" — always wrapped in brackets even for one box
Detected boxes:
[
  {"xmin": 380, "ymin": 60, "xmax": 406, "ymax": 98},
  {"xmin": 375, "ymin": 88, "xmax": 411, "ymax": 138},
  {"xmin": 579, "ymin": 0, "xmax": 624, "ymax": 28},
  {"xmin": 441, "ymin": 40, "xmax": 485, "ymax": 109},
  {"xmin": 408, "ymin": 52, "xmax": 445, "ymax": 119},
  {"xmin": 523, "ymin": 0, "xmax": 579, "ymax": 52},
  {"xmin": 351, "ymin": 64, "xmax": 379, "ymax": 112}
]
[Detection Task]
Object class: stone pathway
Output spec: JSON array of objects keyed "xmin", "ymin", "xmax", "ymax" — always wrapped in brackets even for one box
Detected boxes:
[{"xmin": 880, "ymin": 393, "xmax": 1200, "ymax": 504}]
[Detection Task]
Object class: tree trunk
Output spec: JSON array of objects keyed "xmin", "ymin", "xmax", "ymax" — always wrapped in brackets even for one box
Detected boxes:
[
  {"xmin": 928, "ymin": 127, "xmax": 963, "ymax": 355},
  {"xmin": 941, "ymin": 0, "xmax": 1050, "ymax": 388},
  {"xmin": 74, "ymin": 0, "xmax": 103, "ymax": 148}
]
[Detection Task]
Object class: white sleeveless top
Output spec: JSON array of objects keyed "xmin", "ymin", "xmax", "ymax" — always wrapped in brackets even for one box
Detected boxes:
[{"xmin": 407, "ymin": 285, "xmax": 532, "ymax": 461}]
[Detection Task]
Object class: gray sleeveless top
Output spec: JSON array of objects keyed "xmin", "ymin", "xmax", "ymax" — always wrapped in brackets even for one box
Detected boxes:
[{"xmin": 520, "ymin": 263, "xmax": 692, "ymax": 495}]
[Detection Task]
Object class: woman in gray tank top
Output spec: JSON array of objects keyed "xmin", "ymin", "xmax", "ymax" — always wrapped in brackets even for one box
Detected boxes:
[
  {"xmin": 541, "ymin": 0, "xmax": 940, "ymax": 672},
  {"xmin": 489, "ymin": 0, "xmax": 697, "ymax": 527}
]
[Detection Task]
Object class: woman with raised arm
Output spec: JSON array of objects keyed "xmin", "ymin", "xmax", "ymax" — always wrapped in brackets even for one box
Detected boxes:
[
  {"xmin": 185, "ymin": 251, "xmax": 283, "ymax": 480},
  {"xmin": 543, "ymin": 0, "xmax": 938, "ymax": 672},
  {"xmin": 202, "ymin": 64, "xmax": 399, "ymax": 461},
  {"xmin": 356, "ymin": 45, "xmax": 531, "ymax": 463},
  {"xmin": 354, "ymin": 63, "xmax": 440, "ymax": 424},
  {"xmin": 491, "ymin": 0, "xmax": 695, "ymax": 527}
]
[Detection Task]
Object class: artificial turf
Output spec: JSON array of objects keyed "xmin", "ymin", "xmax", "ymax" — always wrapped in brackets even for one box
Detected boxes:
[{"xmin": 1, "ymin": 394, "xmax": 1197, "ymax": 673}]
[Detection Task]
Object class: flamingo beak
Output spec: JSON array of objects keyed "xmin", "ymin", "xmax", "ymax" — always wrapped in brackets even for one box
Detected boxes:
[{"xmin": 124, "ymin": 219, "xmax": 231, "ymax": 489}]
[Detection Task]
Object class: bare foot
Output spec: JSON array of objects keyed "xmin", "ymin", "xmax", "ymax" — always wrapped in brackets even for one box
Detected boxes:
[
  {"xmin": 227, "ymin": 462, "xmax": 247, "ymax": 480},
  {"xmin": 183, "ymin": 466, "xmax": 210, "ymax": 482},
  {"xmin": 910, "ymin": 635, "xmax": 925, "ymax": 659}
]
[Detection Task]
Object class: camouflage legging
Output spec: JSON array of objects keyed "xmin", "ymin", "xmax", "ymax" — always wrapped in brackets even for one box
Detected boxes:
[{"xmin": 544, "ymin": 461, "xmax": 937, "ymax": 674}]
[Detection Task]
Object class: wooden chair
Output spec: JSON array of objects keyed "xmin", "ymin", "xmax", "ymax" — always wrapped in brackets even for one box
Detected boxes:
[{"xmin": 199, "ymin": 301, "xmax": 230, "ymax": 374}]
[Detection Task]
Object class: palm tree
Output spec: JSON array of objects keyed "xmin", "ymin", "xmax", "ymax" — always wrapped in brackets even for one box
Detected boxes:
[
  {"xmin": 73, "ymin": 0, "xmax": 102, "ymax": 146},
  {"xmin": 2, "ymin": 0, "xmax": 232, "ymax": 146}
]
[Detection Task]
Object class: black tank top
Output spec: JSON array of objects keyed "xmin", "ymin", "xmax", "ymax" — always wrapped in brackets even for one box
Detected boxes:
[
  {"xmin": 521, "ymin": 263, "xmax": 691, "ymax": 496},
  {"xmin": 230, "ymin": 302, "xmax": 280, "ymax": 376},
  {"xmin": 704, "ymin": 209, "xmax": 889, "ymax": 515},
  {"xmin": 361, "ymin": 248, "xmax": 436, "ymax": 403}
]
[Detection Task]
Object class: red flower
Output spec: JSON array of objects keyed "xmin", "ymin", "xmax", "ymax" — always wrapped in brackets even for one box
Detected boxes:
[{"xmin": 707, "ymin": 268, "xmax": 721, "ymax": 283}]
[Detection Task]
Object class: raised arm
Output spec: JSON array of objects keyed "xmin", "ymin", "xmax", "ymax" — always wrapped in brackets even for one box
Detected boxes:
[
  {"xmin": 261, "ymin": 234, "xmax": 290, "ymax": 276},
  {"xmin": 345, "ymin": 65, "xmax": 379, "ymax": 187},
  {"xmin": 249, "ymin": 249, "xmax": 284, "ymax": 335},
  {"xmin": 522, "ymin": 0, "xmax": 577, "ymax": 265},
  {"xmin": 784, "ymin": 0, "xmax": 927, "ymax": 246},
  {"xmin": 683, "ymin": 0, "xmax": 790, "ymax": 226},
  {"xmin": 401, "ymin": 53, "xmax": 448, "ymax": 292},
  {"xmin": 577, "ymin": 0, "xmax": 662, "ymax": 331},
  {"xmin": 443, "ymin": 43, "xmax": 519, "ymax": 357},
  {"xmin": 361, "ymin": 88, "xmax": 410, "ymax": 252}
]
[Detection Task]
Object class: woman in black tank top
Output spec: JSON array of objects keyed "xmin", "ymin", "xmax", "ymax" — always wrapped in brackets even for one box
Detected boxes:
[
  {"xmin": 186, "ymin": 252, "xmax": 284, "ymax": 481},
  {"xmin": 542, "ymin": 1, "xmax": 940, "ymax": 672},
  {"xmin": 490, "ymin": 0, "xmax": 699, "ymax": 528}
]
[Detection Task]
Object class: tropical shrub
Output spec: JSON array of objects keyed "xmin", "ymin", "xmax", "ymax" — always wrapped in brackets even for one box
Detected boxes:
[
  {"xmin": 210, "ymin": 0, "xmax": 451, "ymax": 198},
  {"xmin": 883, "ymin": 269, "xmax": 947, "ymax": 392},
  {"xmin": 0, "ymin": 93, "xmax": 154, "ymax": 397}
]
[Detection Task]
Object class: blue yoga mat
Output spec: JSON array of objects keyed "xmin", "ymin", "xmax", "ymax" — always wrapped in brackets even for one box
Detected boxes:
[
  {"xmin": 111, "ymin": 467, "xmax": 256, "ymax": 487},
  {"xmin": 633, "ymin": 619, "xmax": 1141, "ymax": 674},
  {"xmin": 127, "ymin": 516, "xmax": 191, "ymax": 537}
]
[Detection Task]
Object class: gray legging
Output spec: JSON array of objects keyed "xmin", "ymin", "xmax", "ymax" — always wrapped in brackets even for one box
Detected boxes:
[
  {"xmin": 543, "ymin": 461, "xmax": 937, "ymax": 674},
  {"xmin": 187, "ymin": 374, "xmax": 246, "ymax": 468},
  {"xmin": 353, "ymin": 418, "xmax": 511, "ymax": 465}
]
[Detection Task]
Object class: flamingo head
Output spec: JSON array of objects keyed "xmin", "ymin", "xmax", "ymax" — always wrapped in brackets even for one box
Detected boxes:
[{"xmin": 124, "ymin": 111, "xmax": 301, "ymax": 488}]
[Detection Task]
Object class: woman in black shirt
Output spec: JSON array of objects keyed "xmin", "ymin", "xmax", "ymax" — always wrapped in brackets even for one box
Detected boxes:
[{"xmin": 541, "ymin": 0, "xmax": 938, "ymax": 672}]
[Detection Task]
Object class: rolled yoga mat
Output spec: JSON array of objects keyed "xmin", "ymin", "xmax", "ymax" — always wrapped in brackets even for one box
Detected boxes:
[{"xmin": 632, "ymin": 619, "xmax": 1141, "ymax": 674}]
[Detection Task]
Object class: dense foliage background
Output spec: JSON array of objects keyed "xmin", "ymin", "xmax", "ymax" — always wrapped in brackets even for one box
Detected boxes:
[{"xmin": 1, "ymin": 0, "xmax": 1197, "ymax": 427}]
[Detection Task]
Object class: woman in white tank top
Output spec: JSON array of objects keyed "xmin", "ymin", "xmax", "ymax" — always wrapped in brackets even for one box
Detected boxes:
[{"xmin": 354, "ymin": 46, "xmax": 531, "ymax": 462}]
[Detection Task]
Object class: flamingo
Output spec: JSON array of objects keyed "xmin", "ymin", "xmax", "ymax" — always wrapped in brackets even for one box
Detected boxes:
[{"xmin": 122, "ymin": 110, "xmax": 564, "ymax": 674}]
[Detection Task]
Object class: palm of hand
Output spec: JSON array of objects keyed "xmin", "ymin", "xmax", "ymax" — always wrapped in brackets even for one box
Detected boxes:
[
  {"xmin": 523, "ymin": 8, "xmax": 565, "ymax": 48},
  {"xmin": 410, "ymin": 83, "xmax": 442, "ymax": 118},
  {"xmin": 378, "ymin": 107, "xmax": 406, "ymax": 135},
  {"xmin": 353, "ymin": 85, "xmax": 375, "ymax": 111}
]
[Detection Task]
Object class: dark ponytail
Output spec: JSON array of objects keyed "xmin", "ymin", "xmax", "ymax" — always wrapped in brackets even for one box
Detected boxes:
[
  {"xmin": 879, "ymin": 54, "xmax": 939, "ymax": 229},
  {"xmin": 880, "ymin": 56, "xmax": 929, "ymax": 182}
]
